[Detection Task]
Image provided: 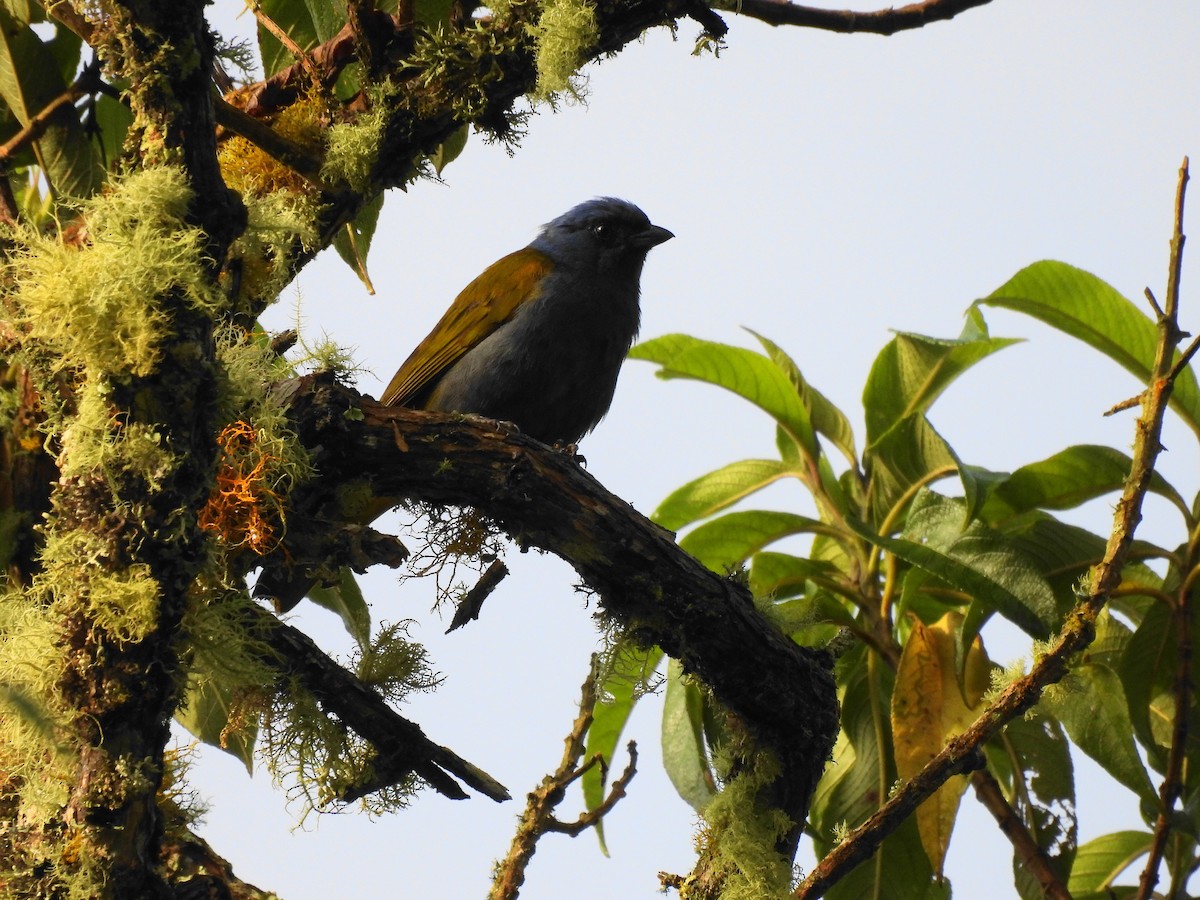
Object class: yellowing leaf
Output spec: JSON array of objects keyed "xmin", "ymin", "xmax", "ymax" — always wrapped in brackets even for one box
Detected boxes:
[{"xmin": 891, "ymin": 612, "xmax": 989, "ymax": 878}]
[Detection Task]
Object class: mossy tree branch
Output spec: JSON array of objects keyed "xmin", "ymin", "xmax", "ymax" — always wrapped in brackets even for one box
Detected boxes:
[
  {"xmin": 25, "ymin": 2, "xmax": 242, "ymax": 896},
  {"xmin": 259, "ymin": 373, "xmax": 840, "ymax": 882}
]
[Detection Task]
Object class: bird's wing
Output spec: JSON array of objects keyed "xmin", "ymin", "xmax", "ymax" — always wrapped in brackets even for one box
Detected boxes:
[{"xmin": 380, "ymin": 247, "xmax": 554, "ymax": 407}]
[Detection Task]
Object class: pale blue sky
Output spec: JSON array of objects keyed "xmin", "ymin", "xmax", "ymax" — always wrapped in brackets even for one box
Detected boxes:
[{"xmin": 190, "ymin": 2, "xmax": 1200, "ymax": 897}]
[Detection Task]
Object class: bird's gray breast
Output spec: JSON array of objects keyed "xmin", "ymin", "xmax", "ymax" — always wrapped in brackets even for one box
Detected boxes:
[{"xmin": 426, "ymin": 266, "xmax": 642, "ymax": 444}]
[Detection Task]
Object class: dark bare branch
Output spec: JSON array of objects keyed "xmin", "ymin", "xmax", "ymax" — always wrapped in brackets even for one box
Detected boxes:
[{"xmin": 711, "ymin": 0, "xmax": 994, "ymax": 32}]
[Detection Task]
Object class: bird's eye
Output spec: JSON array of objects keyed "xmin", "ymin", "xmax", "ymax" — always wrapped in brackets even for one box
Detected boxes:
[{"xmin": 591, "ymin": 223, "xmax": 609, "ymax": 238}]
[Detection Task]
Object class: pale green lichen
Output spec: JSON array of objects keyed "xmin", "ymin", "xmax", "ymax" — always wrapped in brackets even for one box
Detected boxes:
[
  {"xmin": 224, "ymin": 189, "xmax": 321, "ymax": 315},
  {"xmin": 257, "ymin": 625, "xmax": 436, "ymax": 819},
  {"xmin": 7, "ymin": 167, "xmax": 224, "ymax": 379},
  {"xmin": 984, "ymin": 656, "xmax": 1028, "ymax": 705},
  {"xmin": 353, "ymin": 620, "xmax": 439, "ymax": 705},
  {"xmin": 57, "ymin": 380, "xmax": 177, "ymax": 484},
  {"xmin": 262, "ymin": 675, "xmax": 416, "ymax": 819},
  {"xmin": 322, "ymin": 82, "xmax": 397, "ymax": 193},
  {"xmin": 693, "ymin": 748, "xmax": 796, "ymax": 899},
  {"xmin": 0, "ymin": 592, "xmax": 74, "ymax": 830},
  {"xmin": 36, "ymin": 530, "xmax": 161, "ymax": 647},
  {"xmin": 527, "ymin": 0, "xmax": 598, "ymax": 101}
]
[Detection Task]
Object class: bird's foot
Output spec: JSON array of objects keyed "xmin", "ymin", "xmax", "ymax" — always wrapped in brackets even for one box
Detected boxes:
[
  {"xmin": 467, "ymin": 413, "xmax": 520, "ymax": 436},
  {"xmin": 551, "ymin": 441, "xmax": 586, "ymax": 466}
]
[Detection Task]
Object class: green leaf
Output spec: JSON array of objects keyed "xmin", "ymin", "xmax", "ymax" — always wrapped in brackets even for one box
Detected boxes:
[
  {"xmin": 0, "ymin": 8, "xmax": 101, "ymax": 198},
  {"xmin": 983, "ymin": 445, "xmax": 1187, "ymax": 523},
  {"xmin": 748, "ymin": 329, "xmax": 858, "ymax": 464},
  {"xmin": 175, "ymin": 673, "xmax": 256, "ymax": 773},
  {"xmin": 856, "ymin": 492, "xmax": 1058, "ymax": 637},
  {"xmin": 583, "ymin": 643, "xmax": 664, "ymax": 854},
  {"xmin": 652, "ymin": 459, "xmax": 794, "ymax": 531},
  {"xmin": 811, "ymin": 651, "xmax": 945, "ymax": 900},
  {"xmin": 333, "ymin": 191, "xmax": 384, "ymax": 291},
  {"xmin": 92, "ymin": 91, "xmax": 133, "ymax": 169},
  {"xmin": 257, "ymin": 0, "xmax": 346, "ymax": 78},
  {"xmin": 862, "ymin": 323, "xmax": 1019, "ymax": 449},
  {"xmin": 429, "ymin": 123, "xmax": 468, "ymax": 175},
  {"xmin": 679, "ymin": 510, "xmax": 827, "ymax": 573},
  {"xmin": 865, "ymin": 413, "xmax": 958, "ymax": 525},
  {"xmin": 990, "ymin": 712, "xmax": 1077, "ymax": 899},
  {"xmin": 1067, "ymin": 830, "xmax": 1152, "ymax": 894},
  {"xmin": 45, "ymin": 20, "xmax": 82, "ymax": 87},
  {"xmin": 1042, "ymin": 663, "xmax": 1159, "ymax": 809},
  {"xmin": 810, "ymin": 645, "xmax": 893, "ymax": 847},
  {"xmin": 631, "ymin": 334, "xmax": 819, "ymax": 459},
  {"xmin": 748, "ymin": 551, "xmax": 843, "ymax": 604},
  {"xmin": 1002, "ymin": 516, "xmax": 1164, "ymax": 622},
  {"xmin": 0, "ymin": 0, "xmax": 38, "ymax": 24},
  {"xmin": 978, "ymin": 260, "xmax": 1200, "ymax": 437},
  {"xmin": 957, "ymin": 464, "xmax": 1009, "ymax": 526},
  {"xmin": 662, "ymin": 659, "xmax": 716, "ymax": 811},
  {"xmin": 307, "ymin": 568, "xmax": 372, "ymax": 651},
  {"xmin": 1119, "ymin": 600, "xmax": 1177, "ymax": 772}
]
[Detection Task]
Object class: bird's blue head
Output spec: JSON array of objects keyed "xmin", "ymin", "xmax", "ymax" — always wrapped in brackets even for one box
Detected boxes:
[{"xmin": 530, "ymin": 197, "xmax": 673, "ymax": 273}]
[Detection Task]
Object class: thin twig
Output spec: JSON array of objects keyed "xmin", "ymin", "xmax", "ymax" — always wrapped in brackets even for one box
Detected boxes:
[
  {"xmin": 711, "ymin": 0, "xmax": 993, "ymax": 33},
  {"xmin": 446, "ymin": 558, "xmax": 509, "ymax": 632},
  {"xmin": 1135, "ymin": 156, "xmax": 1192, "ymax": 900},
  {"xmin": 0, "ymin": 58, "xmax": 103, "ymax": 166},
  {"xmin": 1103, "ymin": 393, "xmax": 1143, "ymax": 417},
  {"xmin": 1165, "ymin": 332, "xmax": 1200, "ymax": 384},
  {"xmin": 1145, "ymin": 286, "xmax": 1165, "ymax": 319},
  {"xmin": 489, "ymin": 658, "xmax": 637, "ymax": 900},
  {"xmin": 795, "ymin": 157, "xmax": 1192, "ymax": 900},
  {"xmin": 970, "ymin": 770, "xmax": 1071, "ymax": 900},
  {"xmin": 244, "ymin": 0, "xmax": 324, "ymax": 87}
]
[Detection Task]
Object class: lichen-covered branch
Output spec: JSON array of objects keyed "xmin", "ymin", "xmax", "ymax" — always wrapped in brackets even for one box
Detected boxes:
[
  {"xmin": 0, "ymin": 2, "xmax": 243, "ymax": 895},
  {"xmin": 1135, "ymin": 159, "xmax": 1193, "ymax": 900},
  {"xmin": 263, "ymin": 374, "xmax": 839, "ymax": 869},
  {"xmin": 253, "ymin": 604, "xmax": 511, "ymax": 804}
]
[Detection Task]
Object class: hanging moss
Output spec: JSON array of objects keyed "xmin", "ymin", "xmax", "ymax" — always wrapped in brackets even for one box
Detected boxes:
[
  {"xmin": 527, "ymin": 0, "xmax": 599, "ymax": 100},
  {"xmin": 688, "ymin": 747, "xmax": 797, "ymax": 900},
  {"xmin": 322, "ymin": 82, "xmax": 398, "ymax": 193},
  {"xmin": 222, "ymin": 189, "xmax": 321, "ymax": 315},
  {"xmin": 6, "ymin": 167, "xmax": 224, "ymax": 380}
]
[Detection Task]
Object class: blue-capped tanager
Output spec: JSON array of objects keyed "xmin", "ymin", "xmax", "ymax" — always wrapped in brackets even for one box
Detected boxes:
[
  {"xmin": 261, "ymin": 198, "xmax": 672, "ymax": 611},
  {"xmin": 380, "ymin": 196, "xmax": 673, "ymax": 443}
]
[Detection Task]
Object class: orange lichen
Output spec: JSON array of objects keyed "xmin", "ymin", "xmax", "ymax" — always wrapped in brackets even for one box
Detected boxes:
[{"xmin": 199, "ymin": 421, "xmax": 285, "ymax": 555}]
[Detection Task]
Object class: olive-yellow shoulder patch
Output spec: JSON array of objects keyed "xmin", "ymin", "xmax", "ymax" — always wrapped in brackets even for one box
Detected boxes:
[{"xmin": 380, "ymin": 248, "xmax": 554, "ymax": 407}]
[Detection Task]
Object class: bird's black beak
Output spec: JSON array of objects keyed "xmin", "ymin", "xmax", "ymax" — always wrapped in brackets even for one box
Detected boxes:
[{"xmin": 633, "ymin": 224, "xmax": 674, "ymax": 249}]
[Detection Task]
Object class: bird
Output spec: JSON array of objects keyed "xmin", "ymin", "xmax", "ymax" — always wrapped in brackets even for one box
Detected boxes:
[
  {"xmin": 380, "ymin": 196, "xmax": 673, "ymax": 444},
  {"xmin": 259, "ymin": 198, "xmax": 672, "ymax": 612}
]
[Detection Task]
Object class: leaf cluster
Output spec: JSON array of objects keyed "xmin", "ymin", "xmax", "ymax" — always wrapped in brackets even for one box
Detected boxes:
[{"xmin": 589, "ymin": 261, "xmax": 1200, "ymax": 898}]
